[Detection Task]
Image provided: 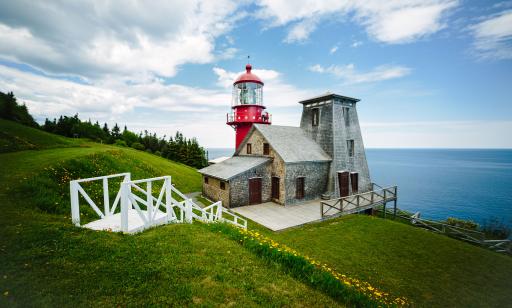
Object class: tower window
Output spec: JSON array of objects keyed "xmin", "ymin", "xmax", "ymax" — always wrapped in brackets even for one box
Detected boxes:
[
  {"xmin": 263, "ymin": 143, "xmax": 270, "ymax": 155},
  {"xmin": 312, "ymin": 108, "xmax": 319, "ymax": 126},
  {"xmin": 343, "ymin": 107, "xmax": 350, "ymax": 126},
  {"xmin": 220, "ymin": 181, "xmax": 226, "ymax": 190},
  {"xmin": 247, "ymin": 143, "xmax": 252, "ymax": 154},
  {"xmin": 347, "ymin": 140, "xmax": 355, "ymax": 157},
  {"xmin": 204, "ymin": 176, "xmax": 209, "ymax": 184}
]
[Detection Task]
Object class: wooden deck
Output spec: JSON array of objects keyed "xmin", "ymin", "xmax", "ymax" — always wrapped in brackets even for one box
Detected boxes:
[
  {"xmin": 231, "ymin": 200, "xmax": 323, "ymax": 231},
  {"xmin": 231, "ymin": 185, "xmax": 398, "ymax": 231}
]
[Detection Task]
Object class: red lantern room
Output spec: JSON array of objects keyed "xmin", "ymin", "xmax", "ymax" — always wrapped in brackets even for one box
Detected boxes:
[{"xmin": 227, "ymin": 63, "xmax": 272, "ymax": 149}]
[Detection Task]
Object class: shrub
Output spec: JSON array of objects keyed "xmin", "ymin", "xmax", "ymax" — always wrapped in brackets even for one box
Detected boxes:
[
  {"xmin": 481, "ymin": 217, "xmax": 511, "ymax": 239},
  {"xmin": 114, "ymin": 139, "xmax": 127, "ymax": 147},
  {"xmin": 131, "ymin": 142, "xmax": 144, "ymax": 151},
  {"xmin": 154, "ymin": 151, "xmax": 162, "ymax": 157},
  {"xmin": 445, "ymin": 217, "xmax": 479, "ymax": 230}
]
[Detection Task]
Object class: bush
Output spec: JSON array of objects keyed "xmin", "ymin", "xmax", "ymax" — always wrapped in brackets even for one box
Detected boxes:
[
  {"xmin": 445, "ymin": 217, "xmax": 479, "ymax": 230},
  {"xmin": 114, "ymin": 139, "xmax": 127, "ymax": 147},
  {"xmin": 154, "ymin": 151, "xmax": 162, "ymax": 157},
  {"xmin": 131, "ymin": 142, "xmax": 144, "ymax": 151},
  {"xmin": 481, "ymin": 217, "xmax": 511, "ymax": 239}
]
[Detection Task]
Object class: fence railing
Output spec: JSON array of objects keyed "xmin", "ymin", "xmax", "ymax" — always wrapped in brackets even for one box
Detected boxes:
[
  {"xmin": 70, "ymin": 173, "xmax": 247, "ymax": 233},
  {"xmin": 377, "ymin": 208, "xmax": 512, "ymax": 255},
  {"xmin": 321, "ymin": 185, "xmax": 397, "ymax": 219}
]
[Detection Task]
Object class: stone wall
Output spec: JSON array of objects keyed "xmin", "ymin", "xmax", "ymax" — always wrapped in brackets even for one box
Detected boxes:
[
  {"xmin": 237, "ymin": 129, "xmax": 286, "ymax": 204},
  {"xmin": 229, "ymin": 161, "xmax": 272, "ymax": 207},
  {"xmin": 284, "ymin": 161, "xmax": 330, "ymax": 205},
  {"xmin": 202, "ymin": 176, "xmax": 230, "ymax": 207}
]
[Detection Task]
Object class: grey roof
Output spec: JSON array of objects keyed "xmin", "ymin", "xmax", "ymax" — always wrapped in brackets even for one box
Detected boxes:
[
  {"xmin": 298, "ymin": 92, "xmax": 360, "ymax": 105},
  {"xmin": 198, "ymin": 156, "xmax": 270, "ymax": 180},
  {"xmin": 245, "ymin": 124, "xmax": 331, "ymax": 163}
]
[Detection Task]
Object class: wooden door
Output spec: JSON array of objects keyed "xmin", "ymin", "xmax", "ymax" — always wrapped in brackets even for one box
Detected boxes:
[
  {"xmin": 271, "ymin": 177, "xmax": 280, "ymax": 200},
  {"xmin": 350, "ymin": 172, "xmax": 359, "ymax": 194},
  {"xmin": 338, "ymin": 171, "xmax": 350, "ymax": 197},
  {"xmin": 296, "ymin": 177, "xmax": 305, "ymax": 199},
  {"xmin": 249, "ymin": 178, "xmax": 262, "ymax": 205}
]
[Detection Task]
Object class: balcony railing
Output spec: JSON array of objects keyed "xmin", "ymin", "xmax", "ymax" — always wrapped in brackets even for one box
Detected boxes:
[{"xmin": 227, "ymin": 113, "xmax": 272, "ymax": 124}]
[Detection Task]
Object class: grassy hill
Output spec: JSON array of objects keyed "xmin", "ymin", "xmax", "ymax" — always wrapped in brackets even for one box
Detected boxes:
[
  {"xmin": 1, "ymin": 120, "xmax": 511, "ymax": 307},
  {"xmin": 0, "ymin": 119, "xmax": 79, "ymax": 153}
]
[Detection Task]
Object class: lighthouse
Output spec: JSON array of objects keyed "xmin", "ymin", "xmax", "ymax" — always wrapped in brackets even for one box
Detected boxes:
[{"xmin": 227, "ymin": 63, "xmax": 271, "ymax": 149}]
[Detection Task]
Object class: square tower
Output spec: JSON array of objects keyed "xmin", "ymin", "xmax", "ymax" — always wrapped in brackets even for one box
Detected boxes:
[{"xmin": 299, "ymin": 93, "xmax": 371, "ymax": 198}]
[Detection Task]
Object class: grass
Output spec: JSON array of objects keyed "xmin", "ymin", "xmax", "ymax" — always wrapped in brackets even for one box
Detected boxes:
[
  {"xmin": 0, "ymin": 119, "xmax": 79, "ymax": 153},
  {"xmin": 253, "ymin": 215, "xmax": 512, "ymax": 307},
  {"xmin": 2, "ymin": 119, "xmax": 512, "ymax": 307},
  {"xmin": 0, "ymin": 121, "xmax": 341, "ymax": 306}
]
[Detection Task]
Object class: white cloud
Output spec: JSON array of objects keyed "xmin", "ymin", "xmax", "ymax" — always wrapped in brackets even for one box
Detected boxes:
[
  {"xmin": 256, "ymin": 0, "xmax": 459, "ymax": 44},
  {"xmin": 284, "ymin": 19, "xmax": 318, "ymax": 43},
  {"xmin": 329, "ymin": 45, "xmax": 339, "ymax": 54},
  {"xmin": 309, "ymin": 63, "xmax": 411, "ymax": 84},
  {"xmin": 351, "ymin": 41, "xmax": 363, "ymax": 48},
  {"xmin": 470, "ymin": 10, "xmax": 512, "ymax": 60},
  {"xmin": 0, "ymin": 0, "xmax": 242, "ymax": 79}
]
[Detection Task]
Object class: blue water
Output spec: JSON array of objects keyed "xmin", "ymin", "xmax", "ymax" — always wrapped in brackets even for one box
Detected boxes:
[{"xmin": 207, "ymin": 148, "xmax": 512, "ymax": 226}]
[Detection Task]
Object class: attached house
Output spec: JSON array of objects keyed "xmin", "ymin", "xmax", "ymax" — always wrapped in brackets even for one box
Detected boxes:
[{"xmin": 199, "ymin": 92, "xmax": 371, "ymax": 208}]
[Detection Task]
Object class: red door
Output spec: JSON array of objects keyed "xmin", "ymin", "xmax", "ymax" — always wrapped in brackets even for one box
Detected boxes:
[
  {"xmin": 271, "ymin": 177, "xmax": 280, "ymax": 200},
  {"xmin": 249, "ymin": 178, "xmax": 262, "ymax": 205},
  {"xmin": 338, "ymin": 171, "xmax": 350, "ymax": 197},
  {"xmin": 350, "ymin": 172, "xmax": 359, "ymax": 194}
]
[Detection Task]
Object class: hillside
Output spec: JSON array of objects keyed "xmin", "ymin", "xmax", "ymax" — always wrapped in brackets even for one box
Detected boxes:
[
  {"xmin": 0, "ymin": 119, "xmax": 79, "ymax": 153},
  {"xmin": 0, "ymin": 121, "xmax": 341, "ymax": 306},
  {"xmin": 1, "ymin": 120, "xmax": 511, "ymax": 307}
]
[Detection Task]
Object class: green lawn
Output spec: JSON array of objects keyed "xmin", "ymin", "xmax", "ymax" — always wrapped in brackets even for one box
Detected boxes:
[{"xmin": 253, "ymin": 216, "xmax": 512, "ymax": 307}]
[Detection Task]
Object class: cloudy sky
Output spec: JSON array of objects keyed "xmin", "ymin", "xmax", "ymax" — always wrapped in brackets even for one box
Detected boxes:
[{"xmin": 1, "ymin": 0, "xmax": 511, "ymax": 148}]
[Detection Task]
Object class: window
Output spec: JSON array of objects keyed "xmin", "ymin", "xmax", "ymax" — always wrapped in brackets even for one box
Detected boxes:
[
  {"xmin": 312, "ymin": 108, "xmax": 319, "ymax": 126},
  {"xmin": 204, "ymin": 176, "xmax": 209, "ymax": 184},
  {"xmin": 220, "ymin": 181, "xmax": 226, "ymax": 190},
  {"xmin": 263, "ymin": 143, "xmax": 270, "ymax": 155},
  {"xmin": 347, "ymin": 140, "xmax": 354, "ymax": 157},
  {"xmin": 343, "ymin": 107, "xmax": 350, "ymax": 126},
  {"xmin": 350, "ymin": 172, "xmax": 359, "ymax": 194},
  {"xmin": 247, "ymin": 143, "xmax": 252, "ymax": 154},
  {"xmin": 296, "ymin": 177, "xmax": 305, "ymax": 199}
]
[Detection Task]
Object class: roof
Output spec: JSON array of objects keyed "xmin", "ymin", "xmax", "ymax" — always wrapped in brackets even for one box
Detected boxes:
[
  {"xmin": 298, "ymin": 92, "xmax": 360, "ymax": 105},
  {"xmin": 234, "ymin": 64, "xmax": 264, "ymax": 85},
  {"xmin": 240, "ymin": 124, "xmax": 331, "ymax": 163},
  {"xmin": 198, "ymin": 156, "xmax": 270, "ymax": 180},
  {"xmin": 208, "ymin": 156, "xmax": 231, "ymax": 165}
]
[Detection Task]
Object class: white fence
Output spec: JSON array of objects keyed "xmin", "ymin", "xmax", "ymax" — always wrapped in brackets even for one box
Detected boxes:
[{"xmin": 70, "ymin": 172, "xmax": 247, "ymax": 233}]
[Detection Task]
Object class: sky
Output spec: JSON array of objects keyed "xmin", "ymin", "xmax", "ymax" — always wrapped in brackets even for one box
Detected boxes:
[{"xmin": 0, "ymin": 0, "xmax": 511, "ymax": 149}]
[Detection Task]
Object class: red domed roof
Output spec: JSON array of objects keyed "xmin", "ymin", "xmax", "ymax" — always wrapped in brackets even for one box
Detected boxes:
[{"xmin": 234, "ymin": 64, "xmax": 264, "ymax": 86}]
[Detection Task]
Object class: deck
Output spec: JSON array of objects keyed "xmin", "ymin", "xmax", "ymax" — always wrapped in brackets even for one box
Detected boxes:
[{"xmin": 231, "ymin": 185, "xmax": 398, "ymax": 231}]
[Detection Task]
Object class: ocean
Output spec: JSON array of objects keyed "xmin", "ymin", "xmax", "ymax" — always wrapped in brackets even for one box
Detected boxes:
[{"xmin": 207, "ymin": 148, "xmax": 512, "ymax": 226}]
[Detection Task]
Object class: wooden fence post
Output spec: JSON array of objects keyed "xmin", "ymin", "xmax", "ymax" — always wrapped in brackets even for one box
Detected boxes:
[
  {"xmin": 121, "ymin": 182, "xmax": 130, "ymax": 232},
  {"xmin": 70, "ymin": 181, "xmax": 80, "ymax": 226},
  {"xmin": 165, "ymin": 176, "xmax": 172, "ymax": 222},
  {"xmin": 146, "ymin": 180, "xmax": 153, "ymax": 225},
  {"xmin": 103, "ymin": 177, "xmax": 110, "ymax": 217}
]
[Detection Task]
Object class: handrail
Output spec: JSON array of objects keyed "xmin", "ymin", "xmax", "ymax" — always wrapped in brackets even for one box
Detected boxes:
[{"xmin": 321, "ymin": 185, "xmax": 398, "ymax": 219}]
